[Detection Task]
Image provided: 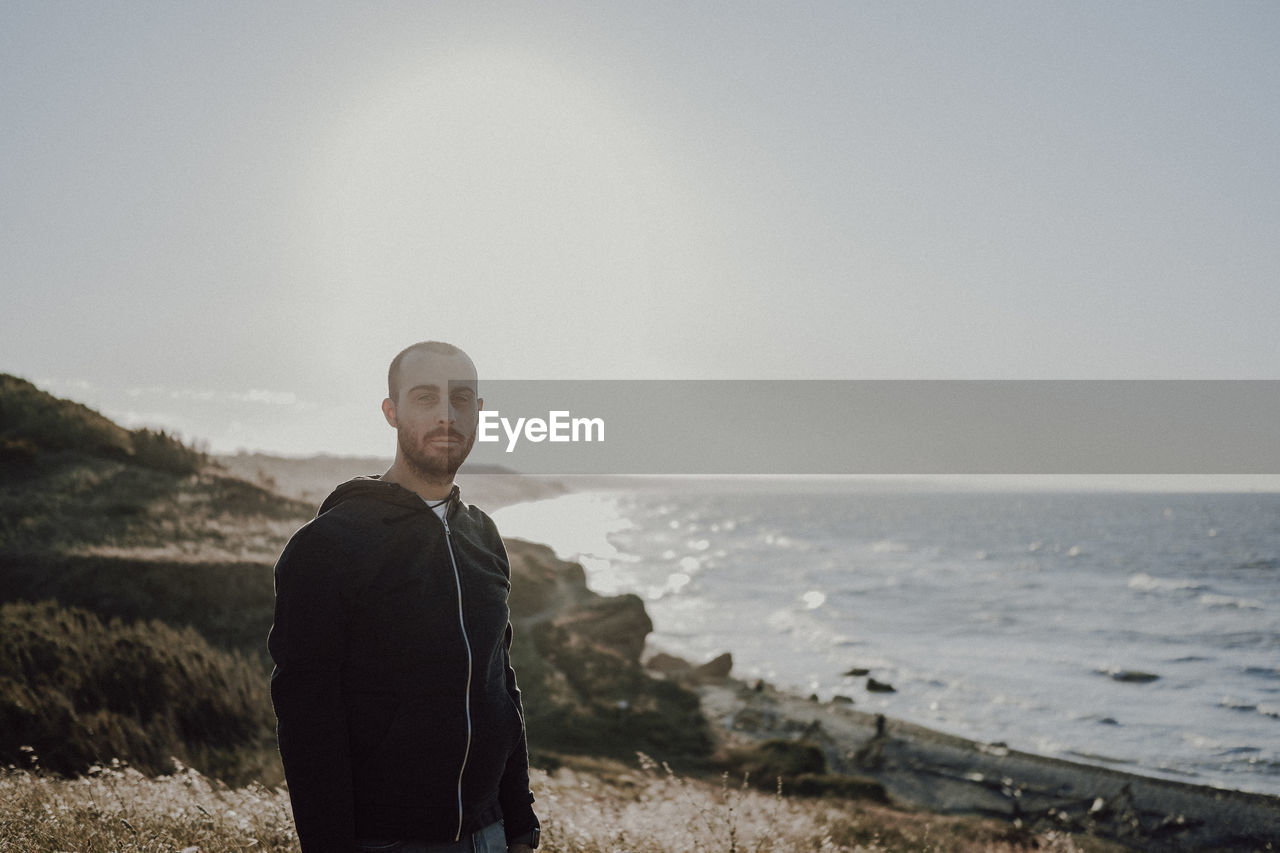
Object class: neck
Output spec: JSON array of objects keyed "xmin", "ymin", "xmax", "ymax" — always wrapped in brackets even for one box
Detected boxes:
[{"xmin": 382, "ymin": 457, "xmax": 454, "ymax": 502}]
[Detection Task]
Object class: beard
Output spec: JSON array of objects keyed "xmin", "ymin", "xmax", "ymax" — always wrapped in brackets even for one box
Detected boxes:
[{"xmin": 397, "ymin": 426, "xmax": 475, "ymax": 482}]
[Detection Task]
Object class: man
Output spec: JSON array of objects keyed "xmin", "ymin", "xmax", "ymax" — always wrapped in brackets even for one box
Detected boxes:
[{"xmin": 269, "ymin": 341, "xmax": 540, "ymax": 853}]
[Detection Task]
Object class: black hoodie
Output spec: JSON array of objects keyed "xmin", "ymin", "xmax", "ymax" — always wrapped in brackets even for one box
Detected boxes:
[{"xmin": 268, "ymin": 477, "xmax": 538, "ymax": 852}]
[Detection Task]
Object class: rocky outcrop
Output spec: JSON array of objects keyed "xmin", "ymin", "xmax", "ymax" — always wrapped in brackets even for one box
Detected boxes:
[
  {"xmin": 644, "ymin": 651, "xmax": 734, "ymax": 684},
  {"xmin": 699, "ymin": 680, "xmax": 1280, "ymax": 851},
  {"xmin": 504, "ymin": 539, "xmax": 712, "ymax": 763}
]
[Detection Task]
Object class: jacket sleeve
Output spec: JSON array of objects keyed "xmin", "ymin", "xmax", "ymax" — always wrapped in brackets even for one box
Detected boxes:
[
  {"xmin": 487, "ymin": 526, "xmax": 539, "ymax": 840},
  {"xmin": 268, "ymin": 525, "xmax": 355, "ymax": 853},
  {"xmin": 498, "ymin": 620, "xmax": 540, "ymax": 840}
]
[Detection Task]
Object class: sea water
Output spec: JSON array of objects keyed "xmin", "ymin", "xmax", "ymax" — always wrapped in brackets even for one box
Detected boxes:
[{"xmin": 491, "ymin": 485, "xmax": 1280, "ymax": 796}]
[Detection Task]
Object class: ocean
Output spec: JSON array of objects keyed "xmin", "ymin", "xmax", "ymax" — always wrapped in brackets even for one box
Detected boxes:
[{"xmin": 492, "ymin": 484, "xmax": 1280, "ymax": 797}]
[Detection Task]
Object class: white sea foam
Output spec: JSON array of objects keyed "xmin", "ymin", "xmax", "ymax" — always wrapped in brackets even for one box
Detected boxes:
[
  {"xmin": 491, "ymin": 492, "xmax": 630, "ymax": 560},
  {"xmin": 1183, "ymin": 732, "xmax": 1232, "ymax": 751},
  {"xmin": 801, "ymin": 590, "xmax": 826, "ymax": 609},
  {"xmin": 1198, "ymin": 593, "xmax": 1263, "ymax": 610},
  {"xmin": 502, "ymin": 488, "xmax": 1280, "ymax": 796},
  {"xmin": 1128, "ymin": 572, "xmax": 1203, "ymax": 592},
  {"xmin": 645, "ymin": 571, "xmax": 691, "ymax": 600}
]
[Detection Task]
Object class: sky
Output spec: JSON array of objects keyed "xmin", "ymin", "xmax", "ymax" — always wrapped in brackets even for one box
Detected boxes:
[{"xmin": 3, "ymin": 2, "xmax": 1279, "ymax": 460}]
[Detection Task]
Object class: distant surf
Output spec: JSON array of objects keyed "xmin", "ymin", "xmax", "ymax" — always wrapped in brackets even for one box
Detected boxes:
[{"xmin": 494, "ymin": 487, "xmax": 1280, "ymax": 796}]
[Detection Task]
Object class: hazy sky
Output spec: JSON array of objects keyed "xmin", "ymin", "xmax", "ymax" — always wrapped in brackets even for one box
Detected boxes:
[{"xmin": 3, "ymin": 3, "xmax": 1278, "ymax": 456}]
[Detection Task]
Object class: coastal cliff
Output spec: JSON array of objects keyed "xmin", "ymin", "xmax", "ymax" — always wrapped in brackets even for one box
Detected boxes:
[
  {"xmin": 5, "ymin": 375, "xmax": 1279, "ymax": 851},
  {"xmin": 508, "ymin": 537, "xmax": 1280, "ymax": 849},
  {"xmin": 0, "ymin": 375, "xmax": 712, "ymax": 777},
  {"xmin": 505, "ymin": 538, "xmax": 712, "ymax": 762}
]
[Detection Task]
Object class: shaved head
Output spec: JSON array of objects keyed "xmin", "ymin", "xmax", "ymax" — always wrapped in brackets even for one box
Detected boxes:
[{"xmin": 388, "ymin": 341, "xmax": 476, "ymax": 403}]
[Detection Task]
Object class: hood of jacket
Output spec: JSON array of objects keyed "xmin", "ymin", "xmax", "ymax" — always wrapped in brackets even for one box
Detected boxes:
[{"xmin": 316, "ymin": 475, "xmax": 460, "ymax": 518}]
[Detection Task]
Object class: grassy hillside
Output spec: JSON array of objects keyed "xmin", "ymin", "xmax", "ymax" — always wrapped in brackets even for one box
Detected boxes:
[
  {"xmin": 0, "ymin": 553, "xmax": 277, "ymax": 658},
  {"xmin": 0, "ymin": 376, "xmax": 711, "ymax": 782},
  {"xmin": 0, "ymin": 376, "xmax": 1140, "ymax": 851},
  {"xmin": 0, "ymin": 600, "xmax": 275, "ymax": 784},
  {"xmin": 1, "ymin": 374, "xmax": 206, "ymax": 475},
  {"xmin": 0, "ymin": 376, "xmax": 310, "ymax": 782}
]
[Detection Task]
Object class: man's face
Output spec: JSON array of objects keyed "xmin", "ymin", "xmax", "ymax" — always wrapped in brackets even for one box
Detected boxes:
[{"xmin": 384, "ymin": 350, "xmax": 482, "ymax": 480}]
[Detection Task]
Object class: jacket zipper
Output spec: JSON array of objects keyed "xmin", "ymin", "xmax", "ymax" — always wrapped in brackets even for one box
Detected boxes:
[{"xmin": 441, "ymin": 509, "xmax": 473, "ymax": 842}]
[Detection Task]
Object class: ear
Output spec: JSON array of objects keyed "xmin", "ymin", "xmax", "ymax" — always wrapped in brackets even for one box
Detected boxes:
[
  {"xmin": 476, "ymin": 397, "xmax": 484, "ymax": 413},
  {"xmin": 381, "ymin": 397, "xmax": 398, "ymax": 428}
]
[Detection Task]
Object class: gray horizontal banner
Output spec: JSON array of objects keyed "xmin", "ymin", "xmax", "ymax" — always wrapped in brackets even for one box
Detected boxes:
[{"xmin": 459, "ymin": 381, "xmax": 1280, "ymax": 475}]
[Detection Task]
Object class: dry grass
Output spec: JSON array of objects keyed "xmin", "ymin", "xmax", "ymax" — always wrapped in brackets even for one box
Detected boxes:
[
  {"xmin": 531, "ymin": 754, "xmax": 1116, "ymax": 853},
  {"xmin": 0, "ymin": 759, "xmax": 296, "ymax": 852},
  {"xmin": 0, "ymin": 756, "xmax": 1122, "ymax": 853},
  {"xmin": 0, "ymin": 452, "xmax": 312, "ymax": 563}
]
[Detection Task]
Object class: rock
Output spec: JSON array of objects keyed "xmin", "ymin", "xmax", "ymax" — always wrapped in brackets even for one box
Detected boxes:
[
  {"xmin": 691, "ymin": 652, "xmax": 733, "ymax": 682},
  {"xmin": 644, "ymin": 651, "xmax": 731, "ymax": 684},
  {"xmin": 789, "ymin": 773, "xmax": 888, "ymax": 802},
  {"xmin": 843, "ymin": 667, "xmax": 871, "ymax": 677},
  {"xmin": 503, "ymin": 538, "xmax": 712, "ymax": 760},
  {"xmin": 733, "ymin": 705, "xmax": 781, "ymax": 732},
  {"xmin": 866, "ymin": 678, "xmax": 896, "ymax": 693},
  {"xmin": 830, "ymin": 695, "xmax": 855, "ymax": 705},
  {"xmin": 550, "ymin": 593, "xmax": 652, "ymax": 662},
  {"xmin": 645, "ymin": 652, "xmax": 693, "ymax": 675},
  {"xmin": 507, "ymin": 538, "xmax": 590, "ymax": 617},
  {"xmin": 729, "ymin": 738, "xmax": 826, "ymax": 778},
  {"xmin": 1104, "ymin": 669, "xmax": 1160, "ymax": 684}
]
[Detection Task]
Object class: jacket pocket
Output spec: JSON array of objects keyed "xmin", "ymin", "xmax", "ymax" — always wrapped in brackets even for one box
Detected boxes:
[
  {"xmin": 352, "ymin": 694, "xmax": 468, "ymax": 810},
  {"xmin": 346, "ymin": 693, "xmax": 404, "ymax": 775}
]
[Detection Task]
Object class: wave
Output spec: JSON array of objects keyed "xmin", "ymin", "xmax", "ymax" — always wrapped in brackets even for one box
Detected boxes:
[
  {"xmin": 1127, "ymin": 572, "xmax": 1204, "ymax": 593},
  {"xmin": 1198, "ymin": 593, "xmax": 1263, "ymax": 610}
]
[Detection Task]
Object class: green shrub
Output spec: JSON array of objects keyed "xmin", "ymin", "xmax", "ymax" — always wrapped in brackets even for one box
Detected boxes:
[
  {"xmin": 0, "ymin": 554, "xmax": 276, "ymax": 660},
  {"xmin": 0, "ymin": 600, "xmax": 275, "ymax": 783},
  {"xmin": 128, "ymin": 427, "xmax": 206, "ymax": 475},
  {"xmin": 0, "ymin": 374, "xmax": 132, "ymax": 461},
  {"xmin": 0, "ymin": 374, "xmax": 206, "ymax": 474}
]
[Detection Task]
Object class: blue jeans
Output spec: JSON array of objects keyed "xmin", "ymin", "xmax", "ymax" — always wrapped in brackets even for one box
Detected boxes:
[{"xmin": 354, "ymin": 820, "xmax": 507, "ymax": 853}]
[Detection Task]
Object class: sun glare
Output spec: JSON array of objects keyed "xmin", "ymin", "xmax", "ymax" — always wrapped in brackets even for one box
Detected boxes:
[{"xmin": 294, "ymin": 46, "xmax": 725, "ymax": 377}]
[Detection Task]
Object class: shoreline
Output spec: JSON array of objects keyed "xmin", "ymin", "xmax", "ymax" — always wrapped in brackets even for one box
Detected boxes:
[
  {"xmin": 493, "ymin": 486, "xmax": 1280, "ymax": 800},
  {"xmin": 493, "ymin": 483, "xmax": 1280, "ymax": 848},
  {"xmin": 698, "ymin": 676, "xmax": 1280, "ymax": 851}
]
